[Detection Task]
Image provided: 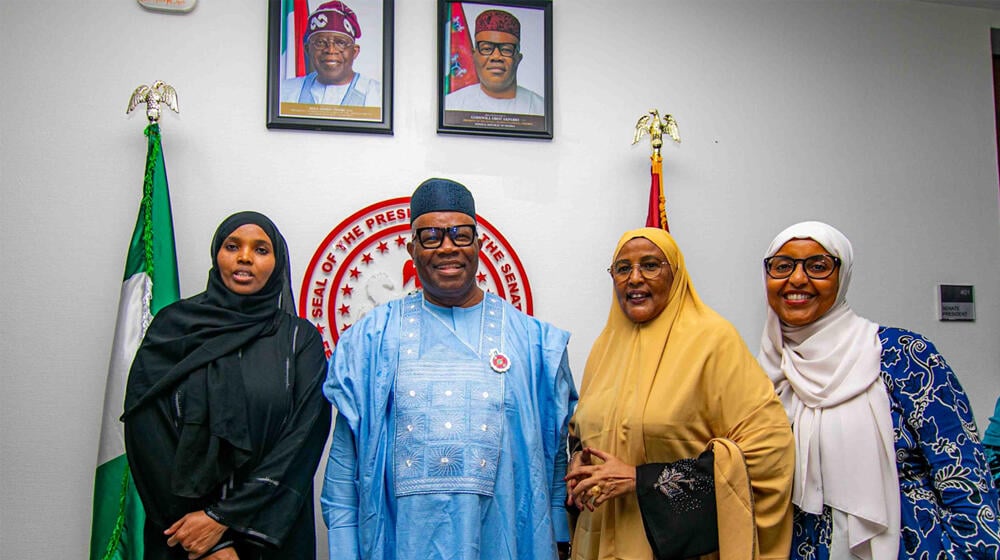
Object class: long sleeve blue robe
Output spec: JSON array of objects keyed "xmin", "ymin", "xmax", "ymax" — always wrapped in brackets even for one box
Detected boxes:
[{"xmin": 320, "ymin": 292, "xmax": 576, "ymax": 560}]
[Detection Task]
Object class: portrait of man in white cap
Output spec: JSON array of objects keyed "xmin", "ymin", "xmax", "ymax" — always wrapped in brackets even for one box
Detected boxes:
[
  {"xmin": 445, "ymin": 7, "xmax": 544, "ymax": 116},
  {"xmin": 280, "ymin": 1, "xmax": 382, "ymax": 108}
]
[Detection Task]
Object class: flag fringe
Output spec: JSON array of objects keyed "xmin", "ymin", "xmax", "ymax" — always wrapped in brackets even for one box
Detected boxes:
[
  {"xmin": 653, "ymin": 154, "xmax": 668, "ymax": 231},
  {"xmin": 100, "ymin": 468, "xmax": 132, "ymax": 560},
  {"xmin": 141, "ymin": 124, "xmax": 160, "ymax": 278}
]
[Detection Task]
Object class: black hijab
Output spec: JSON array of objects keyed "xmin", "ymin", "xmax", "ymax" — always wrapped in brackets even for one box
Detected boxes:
[{"xmin": 123, "ymin": 211, "xmax": 296, "ymax": 497}]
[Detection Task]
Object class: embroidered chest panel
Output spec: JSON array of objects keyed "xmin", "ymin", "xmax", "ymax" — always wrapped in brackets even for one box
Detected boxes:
[{"xmin": 392, "ymin": 294, "xmax": 507, "ymax": 497}]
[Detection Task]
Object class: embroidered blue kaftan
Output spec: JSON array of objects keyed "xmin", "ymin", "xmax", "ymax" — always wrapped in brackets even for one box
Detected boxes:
[
  {"xmin": 320, "ymin": 292, "xmax": 576, "ymax": 560},
  {"xmin": 791, "ymin": 327, "xmax": 1000, "ymax": 560}
]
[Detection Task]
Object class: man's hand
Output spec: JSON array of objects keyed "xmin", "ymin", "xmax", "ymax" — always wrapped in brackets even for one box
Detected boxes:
[{"xmin": 164, "ymin": 510, "xmax": 228, "ymax": 559}]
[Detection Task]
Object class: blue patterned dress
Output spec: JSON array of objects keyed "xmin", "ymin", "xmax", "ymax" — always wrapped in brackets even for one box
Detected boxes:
[
  {"xmin": 984, "ymin": 398, "xmax": 1000, "ymax": 487},
  {"xmin": 790, "ymin": 327, "xmax": 1000, "ymax": 560}
]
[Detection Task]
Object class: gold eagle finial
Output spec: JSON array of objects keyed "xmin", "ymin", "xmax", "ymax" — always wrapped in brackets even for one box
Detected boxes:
[
  {"xmin": 126, "ymin": 80, "xmax": 179, "ymax": 123},
  {"xmin": 632, "ymin": 109, "xmax": 680, "ymax": 157}
]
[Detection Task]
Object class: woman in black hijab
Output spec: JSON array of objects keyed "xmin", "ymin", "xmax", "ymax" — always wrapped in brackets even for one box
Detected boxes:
[{"xmin": 123, "ymin": 212, "xmax": 331, "ymax": 560}]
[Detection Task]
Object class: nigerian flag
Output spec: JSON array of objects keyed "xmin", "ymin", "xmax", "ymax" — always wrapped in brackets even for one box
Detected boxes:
[
  {"xmin": 90, "ymin": 123, "xmax": 180, "ymax": 560},
  {"xmin": 280, "ymin": 0, "xmax": 308, "ymax": 80}
]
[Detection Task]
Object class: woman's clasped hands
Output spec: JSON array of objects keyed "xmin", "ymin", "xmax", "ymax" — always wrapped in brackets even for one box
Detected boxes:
[
  {"xmin": 165, "ymin": 511, "xmax": 238, "ymax": 560},
  {"xmin": 565, "ymin": 447, "xmax": 637, "ymax": 511}
]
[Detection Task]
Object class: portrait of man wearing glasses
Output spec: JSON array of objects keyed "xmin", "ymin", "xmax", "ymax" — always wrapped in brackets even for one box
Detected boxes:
[
  {"xmin": 280, "ymin": 1, "xmax": 381, "ymax": 108},
  {"xmin": 445, "ymin": 8, "xmax": 545, "ymax": 115}
]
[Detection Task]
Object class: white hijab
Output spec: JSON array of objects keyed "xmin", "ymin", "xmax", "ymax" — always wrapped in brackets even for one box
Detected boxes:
[{"xmin": 758, "ymin": 221, "xmax": 899, "ymax": 560}]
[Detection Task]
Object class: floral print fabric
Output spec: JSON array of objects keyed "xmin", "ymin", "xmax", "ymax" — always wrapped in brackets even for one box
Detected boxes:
[{"xmin": 790, "ymin": 327, "xmax": 1000, "ymax": 560}]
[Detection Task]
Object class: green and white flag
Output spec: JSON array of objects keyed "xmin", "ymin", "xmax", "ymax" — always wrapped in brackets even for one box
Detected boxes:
[{"xmin": 90, "ymin": 123, "xmax": 180, "ymax": 560}]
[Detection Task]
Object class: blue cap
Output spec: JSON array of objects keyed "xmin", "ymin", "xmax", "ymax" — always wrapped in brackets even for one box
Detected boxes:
[{"xmin": 409, "ymin": 178, "xmax": 476, "ymax": 222}]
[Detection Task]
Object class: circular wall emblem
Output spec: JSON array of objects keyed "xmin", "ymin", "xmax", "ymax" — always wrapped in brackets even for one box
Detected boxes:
[{"xmin": 299, "ymin": 197, "xmax": 533, "ymax": 358}]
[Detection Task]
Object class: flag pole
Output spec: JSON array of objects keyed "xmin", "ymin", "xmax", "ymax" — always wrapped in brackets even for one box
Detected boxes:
[
  {"xmin": 89, "ymin": 82, "xmax": 181, "ymax": 560},
  {"xmin": 632, "ymin": 109, "xmax": 681, "ymax": 231}
]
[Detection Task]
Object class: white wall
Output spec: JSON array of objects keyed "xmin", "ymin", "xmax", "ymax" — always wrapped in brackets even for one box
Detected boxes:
[{"xmin": 2, "ymin": 0, "xmax": 998, "ymax": 557}]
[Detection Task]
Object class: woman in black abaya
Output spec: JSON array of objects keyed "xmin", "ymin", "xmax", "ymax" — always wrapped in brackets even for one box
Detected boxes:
[{"xmin": 123, "ymin": 212, "xmax": 331, "ymax": 560}]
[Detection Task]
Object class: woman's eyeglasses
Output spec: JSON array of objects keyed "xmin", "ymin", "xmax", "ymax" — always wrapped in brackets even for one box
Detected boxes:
[
  {"xmin": 763, "ymin": 255, "xmax": 841, "ymax": 279},
  {"xmin": 414, "ymin": 225, "xmax": 478, "ymax": 248},
  {"xmin": 608, "ymin": 260, "xmax": 671, "ymax": 281}
]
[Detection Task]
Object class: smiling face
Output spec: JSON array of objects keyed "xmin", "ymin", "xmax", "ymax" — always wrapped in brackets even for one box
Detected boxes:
[
  {"xmin": 473, "ymin": 30, "xmax": 522, "ymax": 98},
  {"xmin": 407, "ymin": 211, "xmax": 483, "ymax": 308},
  {"xmin": 308, "ymin": 32, "xmax": 360, "ymax": 86},
  {"xmin": 612, "ymin": 238, "xmax": 674, "ymax": 324},
  {"xmin": 215, "ymin": 224, "xmax": 276, "ymax": 295},
  {"xmin": 766, "ymin": 238, "xmax": 840, "ymax": 326}
]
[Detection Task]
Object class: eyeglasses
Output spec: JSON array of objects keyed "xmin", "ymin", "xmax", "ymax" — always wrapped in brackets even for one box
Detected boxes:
[
  {"xmin": 308, "ymin": 36, "xmax": 355, "ymax": 52},
  {"xmin": 763, "ymin": 255, "xmax": 841, "ymax": 279},
  {"xmin": 414, "ymin": 225, "xmax": 478, "ymax": 248},
  {"xmin": 608, "ymin": 260, "xmax": 671, "ymax": 281},
  {"xmin": 475, "ymin": 41, "xmax": 518, "ymax": 57}
]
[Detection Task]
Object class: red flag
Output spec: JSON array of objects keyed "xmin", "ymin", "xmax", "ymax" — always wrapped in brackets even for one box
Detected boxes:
[
  {"xmin": 645, "ymin": 154, "xmax": 669, "ymax": 231},
  {"xmin": 294, "ymin": 0, "xmax": 309, "ymax": 76},
  {"xmin": 447, "ymin": 4, "xmax": 478, "ymax": 92}
]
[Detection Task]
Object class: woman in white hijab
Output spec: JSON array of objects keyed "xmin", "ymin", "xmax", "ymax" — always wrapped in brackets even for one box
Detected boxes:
[{"xmin": 758, "ymin": 221, "xmax": 1000, "ymax": 560}]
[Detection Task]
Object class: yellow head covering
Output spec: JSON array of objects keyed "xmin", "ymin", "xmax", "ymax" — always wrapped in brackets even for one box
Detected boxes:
[{"xmin": 570, "ymin": 228, "xmax": 793, "ymax": 560}]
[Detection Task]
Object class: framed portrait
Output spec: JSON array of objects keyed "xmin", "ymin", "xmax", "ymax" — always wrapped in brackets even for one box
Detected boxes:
[
  {"xmin": 437, "ymin": 0, "xmax": 553, "ymax": 139},
  {"xmin": 266, "ymin": 0, "xmax": 394, "ymax": 134}
]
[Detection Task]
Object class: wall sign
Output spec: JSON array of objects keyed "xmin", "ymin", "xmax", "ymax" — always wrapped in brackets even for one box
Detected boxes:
[
  {"xmin": 938, "ymin": 284, "xmax": 975, "ymax": 321},
  {"xmin": 299, "ymin": 197, "xmax": 533, "ymax": 357}
]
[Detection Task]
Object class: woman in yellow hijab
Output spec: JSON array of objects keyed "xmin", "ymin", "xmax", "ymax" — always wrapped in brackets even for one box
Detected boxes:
[{"xmin": 566, "ymin": 228, "xmax": 794, "ymax": 560}]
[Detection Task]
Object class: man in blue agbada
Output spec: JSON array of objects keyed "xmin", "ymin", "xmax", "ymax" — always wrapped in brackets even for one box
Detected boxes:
[{"xmin": 321, "ymin": 178, "xmax": 577, "ymax": 560}]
